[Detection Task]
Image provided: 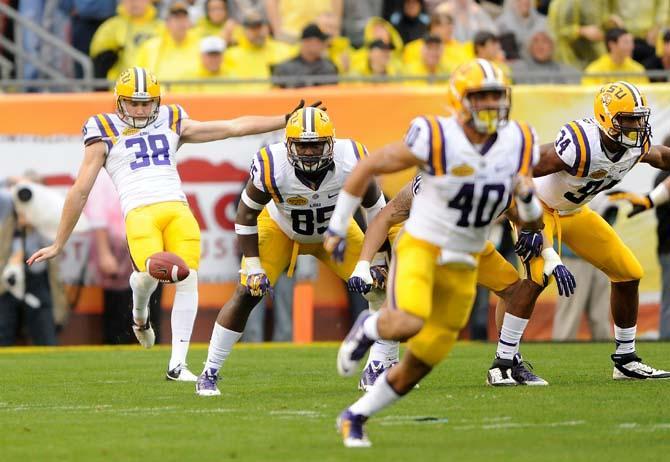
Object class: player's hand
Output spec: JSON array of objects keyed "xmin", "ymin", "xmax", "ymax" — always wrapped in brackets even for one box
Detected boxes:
[
  {"xmin": 26, "ymin": 244, "xmax": 61, "ymax": 266},
  {"xmin": 606, "ymin": 190, "xmax": 653, "ymax": 218},
  {"xmin": 514, "ymin": 230, "xmax": 543, "ymax": 262},
  {"xmin": 285, "ymin": 99, "xmax": 327, "ymax": 122},
  {"xmin": 324, "ymin": 228, "xmax": 347, "ymax": 263},
  {"xmin": 245, "ymin": 272, "xmax": 272, "ymax": 297},
  {"xmin": 370, "ymin": 265, "xmax": 388, "ymax": 290},
  {"xmin": 552, "ymin": 264, "xmax": 577, "ymax": 297}
]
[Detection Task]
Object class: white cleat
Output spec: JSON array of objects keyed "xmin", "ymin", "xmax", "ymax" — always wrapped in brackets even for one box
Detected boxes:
[
  {"xmin": 166, "ymin": 364, "xmax": 198, "ymax": 382},
  {"xmin": 132, "ymin": 321, "xmax": 155, "ymax": 349},
  {"xmin": 195, "ymin": 369, "xmax": 222, "ymax": 396},
  {"xmin": 612, "ymin": 353, "xmax": 670, "ymax": 380}
]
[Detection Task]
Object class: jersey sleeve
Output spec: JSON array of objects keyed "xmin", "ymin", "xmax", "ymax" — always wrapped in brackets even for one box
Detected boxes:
[
  {"xmin": 553, "ymin": 121, "xmax": 591, "ymax": 177},
  {"xmin": 514, "ymin": 121, "xmax": 538, "ymax": 175},
  {"xmin": 166, "ymin": 104, "xmax": 189, "ymax": 135},
  {"xmin": 82, "ymin": 114, "xmax": 118, "ymax": 151},
  {"xmin": 340, "ymin": 139, "xmax": 368, "ymax": 174},
  {"xmin": 250, "ymin": 146, "xmax": 283, "ymax": 202},
  {"xmin": 403, "ymin": 116, "xmax": 432, "ymax": 163}
]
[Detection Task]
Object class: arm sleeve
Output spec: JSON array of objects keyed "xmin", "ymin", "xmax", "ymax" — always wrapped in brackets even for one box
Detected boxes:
[
  {"xmin": 250, "ymin": 151, "xmax": 268, "ymax": 193},
  {"xmin": 553, "ymin": 123, "xmax": 581, "ymax": 172},
  {"xmin": 82, "ymin": 116, "xmax": 112, "ymax": 152}
]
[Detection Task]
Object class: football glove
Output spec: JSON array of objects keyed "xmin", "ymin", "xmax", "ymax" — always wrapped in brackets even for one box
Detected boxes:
[
  {"xmin": 551, "ymin": 264, "xmax": 577, "ymax": 297},
  {"xmin": 245, "ymin": 272, "xmax": 272, "ymax": 297},
  {"xmin": 514, "ymin": 230, "xmax": 543, "ymax": 262},
  {"xmin": 606, "ymin": 190, "xmax": 652, "ymax": 218},
  {"xmin": 370, "ymin": 265, "xmax": 388, "ymax": 290}
]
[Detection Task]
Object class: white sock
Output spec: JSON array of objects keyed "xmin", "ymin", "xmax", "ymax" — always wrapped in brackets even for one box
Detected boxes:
[
  {"xmin": 614, "ymin": 325, "xmax": 636, "ymax": 355},
  {"xmin": 349, "ymin": 371, "xmax": 401, "ymax": 417},
  {"xmin": 169, "ymin": 270, "xmax": 199, "ymax": 370},
  {"xmin": 496, "ymin": 313, "xmax": 529, "ymax": 360},
  {"xmin": 365, "ymin": 340, "xmax": 400, "ymax": 368},
  {"xmin": 363, "ymin": 312, "xmax": 381, "ymax": 340},
  {"xmin": 203, "ymin": 322, "xmax": 242, "ymax": 374},
  {"xmin": 130, "ymin": 271, "xmax": 158, "ymax": 325}
]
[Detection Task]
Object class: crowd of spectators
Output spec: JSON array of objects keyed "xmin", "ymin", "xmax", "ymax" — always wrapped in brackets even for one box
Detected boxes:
[{"xmin": 3, "ymin": 0, "xmax": 670, "ymax": 91}]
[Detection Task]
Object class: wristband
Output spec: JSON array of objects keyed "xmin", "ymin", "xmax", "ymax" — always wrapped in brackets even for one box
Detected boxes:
[
  {"xmin": 329, "ymin": 190, "xmax": 362, "ymax": 235},
  {"xmin": 649, "ymin": 182, "xmax": 670, "ymax": 206}
]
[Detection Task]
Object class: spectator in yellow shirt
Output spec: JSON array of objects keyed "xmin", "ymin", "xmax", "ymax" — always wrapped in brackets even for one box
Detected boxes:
[
  {"xmin": 89, "ymin": 0, "xmax": 163, "ymax": 80},
  {"xmin": 362, "ymin": 16, "xmax": 405, "ymax": 60},
  {"xmin": 135, "ymin": 2, "xmax": 201, "ymax": 86},
  {"xmin": 349, "ymin": 39, "xmax": 400, "ymax": 80},
  {"xmin": 403, "ymin": 12, "xmax": 472, "ymax": 73},
  {"xmin": 173, "ymin": 35, "xmax": 228, "ymax": 93},
  {"xmin": 582, "ymin": 28, "xmax": 649, "ymax": 86},
  {"xmin": 192, "ymin": 0, "xmax": 238, "ymax": 44},
  {"xmin": 222, "ymin": 10, "xmax": 294, "ymax": 91},
  {"xmin": 403, "ymin": 34, "xmax": 450, "ymax": 85}
]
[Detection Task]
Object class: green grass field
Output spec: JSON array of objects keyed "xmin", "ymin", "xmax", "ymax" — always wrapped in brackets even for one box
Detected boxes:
[{"xmin": 1, "ymin": 342, "xmax": 669, "ymax": 462}]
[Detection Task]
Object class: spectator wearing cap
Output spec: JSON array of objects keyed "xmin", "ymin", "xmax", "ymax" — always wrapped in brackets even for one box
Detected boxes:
[
  {"xmin": 174, "ymin": 36, "xmax": 229, "ymax": 92},
  {"xmin": 403, "ymin": 12, "xmax": 472, "ymax": 73},
  {"xmin": 582, "ymin": 28, "xmax": 649, "ymax": 86},
  {"xmin": 511, "ymin": 28, "xmax": 578, "ymax": 83},
  {"xmin": 89, "ymin": 0, "xmax": 163, "ymax": 80},
  {"xmin": 389, "ymin": 0, "xmax": 430, "ymax": 44},
  {"xmin": 135, "ymin": 2, "xmax": 201, "ymax": 84},
  {"xmin": 348, "ymin": 39, "xmax": 400, "ymax": 79},
  {"xmin": 222, "ymin": 10, "xmax": 294, "ymax": 91},
  {"xmin": 272, "ymin": 23, "xmax": 338, "ymax": 88},
  {"xmin": 439, "ymin": 0, "xmax": 497, "ymax": 42},
  {"xmin": 317, "ymin": 11, "xmax": 353, "ymax": 73},
  {"xmin": 644, "ymin": 30, "xmax": 670, "ymax": 82},
  {"xmin": 495, "ymin": 0, "xmax": 547, "ymax": 60},
  {"xmin": 264, "ymin": 0, "xmax": 341, "ymax": 43},
  {"xmin": 403, "ymin": 34, "xmax": 450, "ymax": 85},
  {"xmin": 193, "ymin": 0, "xmax": 238, "ymax": 44},
  {"xmin": 474, "ymin": 30, "xmax": 511, "ymax": 77}
]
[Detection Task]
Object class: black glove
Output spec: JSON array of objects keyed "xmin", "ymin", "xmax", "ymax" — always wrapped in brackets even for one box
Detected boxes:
[{"xmin": 514, "ymin": 230, "xmax": 543, "ymax": 263}]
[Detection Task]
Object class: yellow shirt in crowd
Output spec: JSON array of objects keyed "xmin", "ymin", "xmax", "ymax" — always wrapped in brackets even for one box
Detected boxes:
[
  {"xmin": 89, "ymin": 3, "xmax": 163, "ymax": 80},
  {"xmin": 134, "ymin": 29, "xmax": 201, "ymax": 84},
  {"xmin": 581, "ymin": 54, "xmax": 649, "ymax": 85},
  {"xmin": 222, "ymin": 35, "xmax": 295, "ymax": 91},
  {"xmin": 402, "ymin": 38, "xmax": 473, "ymax": 73}
]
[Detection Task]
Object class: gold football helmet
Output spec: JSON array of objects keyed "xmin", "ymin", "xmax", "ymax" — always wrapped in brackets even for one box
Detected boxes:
[
  {"xmin": 594, "ymin": 81, "xmax": 650, "ymax": 148},
  {"xmin": 285, "ymin": 107, "xmax": 335, "ymax": 173},
  {"xmin": 448, "ymin": 58, "xmax": 510, "ymax": 134},
  {"xmin": 114, "ymin": 67, "xmax": 161, "ymax": 128}
]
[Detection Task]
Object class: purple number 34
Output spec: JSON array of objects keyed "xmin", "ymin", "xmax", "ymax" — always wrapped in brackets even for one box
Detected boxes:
[{"xmin": 128, "ymin": 134, "xmax": 171, "ymax": 170}]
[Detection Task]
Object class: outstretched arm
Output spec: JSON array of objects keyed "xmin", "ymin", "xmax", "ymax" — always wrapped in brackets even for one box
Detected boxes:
[
  {"xmin": 179, "ymin": 99, "xmax": 324, "ymax": 144},
  {"xmin": 27, "ymin": 142, "xmax": 106, "ymax": 265},
  {"xmin": 607, "ymin": 176, "xmax": 670, "ymax": 218}
]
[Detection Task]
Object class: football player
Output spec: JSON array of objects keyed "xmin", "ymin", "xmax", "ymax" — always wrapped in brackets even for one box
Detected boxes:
[
  {"xmin": 324, "ymin": 59, "xmax": 547, "ymax": 447},
  {"xmin": 347, "ymin": 174, "xmax": 576, "ymax": 390},
  {"xmin": 195, "ymin": 107, "xmax": 386, "ymax": 396},
  {"xmin": 504, "ymin": 81, "xmax": 670, "ymax": 383},
  {"xmin": 27, "ymin": 67, "xmax": 314, "ymax": 381}
]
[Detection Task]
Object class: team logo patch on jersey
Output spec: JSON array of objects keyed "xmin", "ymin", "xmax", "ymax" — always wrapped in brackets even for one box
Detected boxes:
[
  {"xmin": 450, "ymin": 163, "xmax": 475, "ymax": 177},
  {"xmin": 286, "ymin": 195, "xmax": 309, "ymax": 206},
  {"xmin": 123, "ymin": 127, "xmax": 140, "ymax": 136},
  {"xmin": 590, "ymin": 169, "xmax": 608, "ymax": 179}
]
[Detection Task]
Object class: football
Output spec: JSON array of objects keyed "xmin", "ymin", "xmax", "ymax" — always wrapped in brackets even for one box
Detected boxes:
[{"xmin": 145, "ymin": 252, "xmax": 189, "ymax": 283}]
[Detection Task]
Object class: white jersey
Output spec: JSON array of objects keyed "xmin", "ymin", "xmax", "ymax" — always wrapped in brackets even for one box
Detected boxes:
[
  {"xmin": 404, "ymin": 115, "xmax": 538, "ymax": 254},
  {"xmin": 83, "ymin": 105, "xmax": 188, "ymax": 216},
  {"xmin": 250, "ymin": 138, "xmax": 367, "ymax": 244},
  {"xmin": 534, "ymin": 118, "xmax": 649, "ymax": 213}
]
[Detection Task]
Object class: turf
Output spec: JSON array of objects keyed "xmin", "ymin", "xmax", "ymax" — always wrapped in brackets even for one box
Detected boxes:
[{"xmin": 1, "ymin": 342, "xmax": 669, "ymax": 462}]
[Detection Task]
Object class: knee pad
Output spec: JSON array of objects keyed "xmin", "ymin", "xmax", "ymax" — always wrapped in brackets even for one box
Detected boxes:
[
  {"xmin": 176, "ymin": 269, "xmax": 198, "ymax": 293},
  {"xmin": 130, "ymin": 271, "xmax": 159, "ymax": 293},
  {"xmin": 407, "ymin": 324, "xmax": 459, "ymax": 367}
]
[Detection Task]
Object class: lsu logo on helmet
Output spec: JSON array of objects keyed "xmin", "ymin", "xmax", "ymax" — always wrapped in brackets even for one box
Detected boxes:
[{"xmin": 594, "ymin": 81, "xmax": 650, "ymax": 149}]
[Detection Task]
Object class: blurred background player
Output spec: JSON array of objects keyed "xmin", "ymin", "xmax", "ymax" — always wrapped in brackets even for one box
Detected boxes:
[
  {"xmin": 325, "ymin": 59, "xmax": 547, "ymax": 447},
  {"xmin": 195, "ymin": 107, "xmax": 386, "ymax": 396},
  {"xmin": 510, "ymin": 81, "xmax": 670, "ymax": 381},
  {"xmin": 27, "ymin": 66, "xmax": 307, "ymax": 380}
]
